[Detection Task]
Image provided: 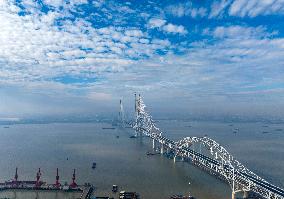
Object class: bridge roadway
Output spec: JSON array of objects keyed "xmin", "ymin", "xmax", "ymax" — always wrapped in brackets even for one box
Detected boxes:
[{"xmin": 136, "ymin": 126, "xmax": 284, "ymax": 199}]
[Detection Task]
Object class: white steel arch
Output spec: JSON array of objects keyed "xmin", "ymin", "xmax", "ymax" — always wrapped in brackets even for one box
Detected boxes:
[{"xmin": 131, "ymin": 95, "xmax": 284, "ymax": 199}]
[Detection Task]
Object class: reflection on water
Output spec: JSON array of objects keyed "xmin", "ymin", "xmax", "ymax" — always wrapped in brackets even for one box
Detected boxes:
[
  {"xmin": 0, "ymin": 121, "xmax": 283, "ymax": 199},
  {"xmin": 0, "ymin": 190, "xmax": 81, "ymax": 199}
]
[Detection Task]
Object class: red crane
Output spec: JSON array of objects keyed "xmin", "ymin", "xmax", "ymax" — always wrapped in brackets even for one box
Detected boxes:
[
  {"xmin": 70, "ymin": 169, "xmax": 77, "ymax": 188},
  {"xmin": 54, "ymin": 168, "xmax": 61, "ymax": 188},
  {"xmin": 35, "ymin": 168, "xmax": 42, "ymax": 187},
  {"xmin": 12, "ymin": 167, "xmax": 19, "ymax": 187},
  {"xmin": 14, "ymin": 167, "xmax": 18, "ymax": 182}
]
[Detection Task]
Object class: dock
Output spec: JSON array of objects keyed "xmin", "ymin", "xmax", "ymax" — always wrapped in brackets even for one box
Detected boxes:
[
  {"xmin": 0, "ymin": 184, "xmax": 93, "ymax": 199},
  {"xmin": 0, "ymin": 168, "xmax": 94, "ymax": 199},
  {"xmin": 80, "ymin": 186, "xmax": 93, "ymax": 199}
]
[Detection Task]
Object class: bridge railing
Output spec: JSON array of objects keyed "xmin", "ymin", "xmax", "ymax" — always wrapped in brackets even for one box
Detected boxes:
[{"xmin": 131, "ymin": 95, "xmax": 284, "ymax": 199}]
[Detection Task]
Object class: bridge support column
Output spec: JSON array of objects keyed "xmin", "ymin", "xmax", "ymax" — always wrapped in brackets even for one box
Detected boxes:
[
  {"xmin": 135, "ymin": 130, "xmax": 140, "ymax": 137},
  {"xmin": 160, "ymin": 144, "xmax": 164, "ymax": 154},
  {"xmin": 174, "ymin": 155, "xmax": 176, "ymax": 163},
  {"xmin": 243, "ymin": 190, "xmax": 249, "ymax": 198},
  {"xmin": 232, "ymin": 191, "xmax": 236, "ymax": 199},
  {"xmin": 152, "ymin": 139, "xmax": 155, "ymax": 149},
  {"xmin": 166, "ymin": 148, "xmax": 170, "ymax": 154}
]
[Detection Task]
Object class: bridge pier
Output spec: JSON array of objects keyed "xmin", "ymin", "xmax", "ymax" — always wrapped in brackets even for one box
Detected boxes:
[
  {"xmin": 174, "ymin": 155, "xmax": 176, "ymax": 163},
  {"xmin": 243, "ymin": 190, "xmax": 249, "ymax": 198},
  {"xmin": 152, "ymin": 139, "xmax": 155, "ymax": 149},
  {"xmin": 232, "ymin": 191, "xmax": 236, "ymax": 199},
  {"xmin": 160, "ymin": 144, "xmax": 164, "ymax": 154},
  {"xmin": 135, "ymin": 130, "xmax": 142, "ymax": 137},
  {"xmin": 166, "ymin": 147, "xmax": 170, "ymax": 154}
]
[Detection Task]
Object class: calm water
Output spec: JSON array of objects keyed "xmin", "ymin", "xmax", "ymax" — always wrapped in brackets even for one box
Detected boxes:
[
  {"xmin": 0, "ymin": 121, "xmax": 283, "ymax": 199},
  {"xmin": 0, "ymin": 190, "xmax": 81, "ymax": 199}
]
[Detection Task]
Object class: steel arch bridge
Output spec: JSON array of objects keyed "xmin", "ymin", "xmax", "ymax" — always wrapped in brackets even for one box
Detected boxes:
[{"xmin": 127, "ymin": 94, "xmax": 284, "ymax": 199}]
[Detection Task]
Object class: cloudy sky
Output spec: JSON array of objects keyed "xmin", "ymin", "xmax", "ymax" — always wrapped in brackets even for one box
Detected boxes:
[{"xmin": 0, "ymin": 0, "xmax": 284, "ymax": 120}]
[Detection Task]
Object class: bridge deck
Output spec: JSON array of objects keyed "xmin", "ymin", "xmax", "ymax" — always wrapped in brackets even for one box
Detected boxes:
[{"xmin": 138, "ymin": 127, "xmax": 284, "ymax": 198}]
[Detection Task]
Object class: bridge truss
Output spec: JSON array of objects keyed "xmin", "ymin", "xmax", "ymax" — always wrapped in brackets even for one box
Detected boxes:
[{"xmin": 130, "ymin": 94, "xmax": 284, "ymax": 199}]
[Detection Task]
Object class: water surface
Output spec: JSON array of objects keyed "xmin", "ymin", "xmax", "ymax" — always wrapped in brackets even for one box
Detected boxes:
[{"xmin": 0, "ymin": 121, "xmax": 283, "ymax": 199}]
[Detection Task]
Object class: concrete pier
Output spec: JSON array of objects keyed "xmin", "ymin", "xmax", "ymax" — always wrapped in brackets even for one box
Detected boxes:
[
  {"xmin": 160, "ymin": 144, "xmax": 164, "ymax": 154},
  {"xmin": 243, "ymin": 190, "xmax": 249, "ymax": 198},
  {"xmin": 232, "ymin": 191, "xmax": 236, "ymax": 199}
]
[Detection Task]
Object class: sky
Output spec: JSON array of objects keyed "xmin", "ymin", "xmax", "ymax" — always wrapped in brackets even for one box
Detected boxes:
[{"xmin": 0, "ymin": 0, "xmax": 284, "ymax": 121}]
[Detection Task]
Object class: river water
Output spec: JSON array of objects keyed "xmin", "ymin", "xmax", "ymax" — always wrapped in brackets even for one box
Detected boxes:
[{"xmin": 0, "ymin": 121, "xmax": 283, "ymax": 199}]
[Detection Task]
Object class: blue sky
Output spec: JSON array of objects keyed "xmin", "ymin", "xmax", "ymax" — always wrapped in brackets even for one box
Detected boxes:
[{"xmin": 0, "ymin": 0, "xmax": 284, "ymax": 120}]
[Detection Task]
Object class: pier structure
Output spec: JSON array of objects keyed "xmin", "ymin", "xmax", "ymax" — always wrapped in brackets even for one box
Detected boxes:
[
  {"xmin": 0, "ymin": 168, "xmax": 93, "ymax": 199},
  {"xmin": 120, "ymin": 94, "xmax": 284, "ymax": 199}
]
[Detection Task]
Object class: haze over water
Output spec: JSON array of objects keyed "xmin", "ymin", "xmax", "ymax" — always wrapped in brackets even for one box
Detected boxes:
[{"xmin": 0, "ymin": 121, "xmax": 283, "ymax": 199}]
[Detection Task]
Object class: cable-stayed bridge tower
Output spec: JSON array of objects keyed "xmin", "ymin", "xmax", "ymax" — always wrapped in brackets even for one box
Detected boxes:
[{"xmin": 118, "ymin": 99, "xmax": 125, "ymax": 128}]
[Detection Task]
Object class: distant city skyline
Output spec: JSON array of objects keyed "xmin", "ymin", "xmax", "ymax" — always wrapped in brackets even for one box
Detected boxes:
[{"xmin": 0, "ymin": 0, "xmax": 284, "ymax": 120}]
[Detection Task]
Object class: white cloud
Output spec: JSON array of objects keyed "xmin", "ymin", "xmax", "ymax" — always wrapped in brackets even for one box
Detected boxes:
[
  {"xmin": 209, "ymin": 0, "xmax": 284, "ymax": 18},
  {"xmin": 209, "ymin": 0, "xmax": 232, "ymax": 18},
  {"xmin": 162, "ymin": 23, "xmax": 188, "ymax": 35},
  {"xmin": 229, "ymin": 0, "xmax": 284, "ymax": 17},
  {"xmin": 148, "ymin": 18, "xmax": 187, "ymax": 35},
  {"xmin": 43, "ymin": 0, "xmax": 64, "ymax": 7},
  {"xmin": 125, "ymin": 29, "xmax": 144, "ymax": 37},
  {"xmin": 139, "ymin": 38, "xmax": 150, "ymax": 44},
  {"xmin": 117, "ymin": 24, "xmax": 284, "ymax": 114},
  {"xmin": 0, "ymin": 0, "xmax": 20, "ymax": 13},
  {"xmin": 0, "ymin": 2, "xmax": 174, "ymax": 85},
  {"xmin": 92, "ymin": 0, "xmax": 104, "ymax": 8},
  {"xmin": 205, "ymin": 25, "xmax": 275, "ymax": 39},
  {"xmin": 40, "ymin": 11, "xmax": 61, "ymax": 25},
  {"xmin": 1, "ymin": 0, "xmax": 284, "ymax": 119},
  {"xmin": 43, "ymin": 0, "xmax": 88, "ymax": 8},
  {"xmin": 166, "ymin": 2, "xmax": 207, "ymax": 18},
  {"xmin": 71, "ymin": 0, "xmax": 88, "ymax": 5},
  {"xmin": 148, "ymin": 18, "xmax": 166, "ymax": 28}
]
